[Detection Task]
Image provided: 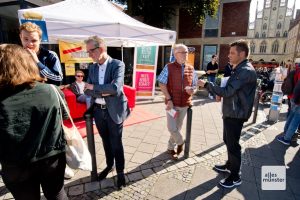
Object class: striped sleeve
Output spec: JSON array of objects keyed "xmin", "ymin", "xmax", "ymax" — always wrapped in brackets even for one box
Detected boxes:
[{"xmin": 38, "ymin": 51, "xmax": 63, "ymax": 82}]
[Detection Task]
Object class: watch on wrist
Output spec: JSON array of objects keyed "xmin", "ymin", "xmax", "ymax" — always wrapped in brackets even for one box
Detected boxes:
[{"xmin": 167, "ymin": 98, "xmax": 172, "ymax": 102}]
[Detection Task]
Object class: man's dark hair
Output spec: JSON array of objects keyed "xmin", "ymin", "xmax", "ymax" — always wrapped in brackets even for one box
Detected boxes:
[
  {"xmin": 230, "ymin": 39, "xmax": 249, "ymax": 57},
  {"xmin": 212, "ymin": 54, "xmax": 217, "ymax": 59}
]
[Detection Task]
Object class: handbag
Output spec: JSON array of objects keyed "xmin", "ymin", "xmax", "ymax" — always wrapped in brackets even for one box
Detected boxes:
[{"xmin": 50, "ymin": 84, "xmax": 92, "ymax": 171}]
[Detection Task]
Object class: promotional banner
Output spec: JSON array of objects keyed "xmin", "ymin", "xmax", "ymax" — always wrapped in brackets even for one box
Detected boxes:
[
  {"xmin": 133, "ymin": 46, "xmax": 158, "ymax": 99},
  {"xmin": 134, "ymin": 71, "xmax": 155, "ymax": 97},
  {"xmin": 187, "ymin": 47, "xmax": 195, "ymax": 66},
  {"xmin": 58, "ymin": 40, "xmax": 93, "ymax": 63},
  {"xmin": 65, "ymin": 62, "xmax": 76, "ymax": 76}
]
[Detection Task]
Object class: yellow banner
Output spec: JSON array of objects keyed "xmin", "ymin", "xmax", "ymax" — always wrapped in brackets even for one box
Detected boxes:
[
  {"xmin": 59, "ymin": 40, "xmax": 93, "ymax": 63},
  {"xmin": 65, "ymin": 62, "xmax": 75, "ymax": 76},
  {"xmin": 187, "ymin": 52, "xmax": 195, "ymax": 66}
]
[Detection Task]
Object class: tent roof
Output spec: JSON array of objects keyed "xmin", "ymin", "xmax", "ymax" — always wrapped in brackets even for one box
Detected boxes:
[{"xmin": 18, "ymin": 0, "xmax": 176, "ymax": 47}]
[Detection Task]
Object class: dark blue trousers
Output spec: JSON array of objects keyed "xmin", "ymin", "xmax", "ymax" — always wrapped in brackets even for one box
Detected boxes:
[
  {"xmin": 223, "ymin": 118, "xmax": 244, "ymax": 179},
  {"xmin": 94, "ymin": 108, "xmax": 125, "ymax": 174}
]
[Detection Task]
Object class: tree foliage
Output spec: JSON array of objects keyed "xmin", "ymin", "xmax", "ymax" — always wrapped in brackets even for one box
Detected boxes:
[{"xmin": 114, "ymin": 0, "xmax": 219, "ymax": 28}]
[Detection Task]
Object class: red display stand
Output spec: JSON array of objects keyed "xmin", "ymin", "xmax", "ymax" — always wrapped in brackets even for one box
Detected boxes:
[{"xmin": 62, "ymin": 85, "xmax": 136, "ymax": 119}]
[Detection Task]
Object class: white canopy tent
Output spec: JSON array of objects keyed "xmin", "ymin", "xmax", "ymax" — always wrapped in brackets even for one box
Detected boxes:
[{"xmin": 18, "ymin": 0, "xmax": 176, "ymax": 47}]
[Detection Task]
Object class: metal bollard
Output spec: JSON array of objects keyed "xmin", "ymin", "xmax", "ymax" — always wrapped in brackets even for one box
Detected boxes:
[
  {"xmin": 252, "ymin": 81, "xmax": 261, "ymax": 124},
  {"xmin": 84, "ymin": 112, "xmax": 98, "ymax": 182},
  {"xmin": 184, "ymin": 106, "xmax": 193, "ymax": 158}
]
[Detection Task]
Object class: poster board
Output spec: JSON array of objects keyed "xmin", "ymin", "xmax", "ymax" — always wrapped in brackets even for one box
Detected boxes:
[
  {"xmin": 58, "ymin": 40, "xmax": 93, "ymax": 63},
  {"xmin": 133, "ymin": 46, "xmax": 158, "ymax": 99},
  {"xmin": 65, "ymin": 62, "xmax": 76, "ymax": 76}
]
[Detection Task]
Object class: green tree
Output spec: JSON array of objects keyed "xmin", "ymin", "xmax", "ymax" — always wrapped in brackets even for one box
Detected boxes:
[{"xmin": 115, "ymin": 0, "xmax": 219, "ymax": 28}]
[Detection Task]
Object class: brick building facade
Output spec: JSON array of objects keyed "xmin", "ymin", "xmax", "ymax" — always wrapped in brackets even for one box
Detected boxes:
[{"xmin": 174, "ymin": 0, "xmax": 250, "ymax": 71}]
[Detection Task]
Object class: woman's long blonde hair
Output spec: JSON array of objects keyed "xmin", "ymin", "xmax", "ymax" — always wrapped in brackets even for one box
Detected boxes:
[{"xmin": 0, "ymin": 44, "xmax": 43, "ymax": 89}]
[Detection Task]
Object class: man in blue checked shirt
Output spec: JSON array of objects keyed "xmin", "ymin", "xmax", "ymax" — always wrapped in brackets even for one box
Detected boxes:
[{"xmin": 157, "ymin": 43, "xmax": 198, "ymax": 160}]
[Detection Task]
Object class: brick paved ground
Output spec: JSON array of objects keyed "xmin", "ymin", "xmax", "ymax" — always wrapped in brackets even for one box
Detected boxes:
[{"xmin": 1, "ymin": 93, "xmax": 299, "ymax": 200}]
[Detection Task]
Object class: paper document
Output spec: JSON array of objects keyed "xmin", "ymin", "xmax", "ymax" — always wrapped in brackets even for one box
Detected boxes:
[{"xmin": 167, "ymin": 109, "xmax": 178, "ymax": 119}]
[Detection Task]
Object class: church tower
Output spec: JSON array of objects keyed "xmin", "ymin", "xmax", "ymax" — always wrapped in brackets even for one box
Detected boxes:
[{"xmin": 248, "ymin": 0, "xmax": 295, "ymax": 64}]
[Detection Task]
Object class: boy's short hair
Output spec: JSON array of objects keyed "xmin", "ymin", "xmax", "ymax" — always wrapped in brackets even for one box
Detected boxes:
[{"xmin": 19, "ymin": 22, "xmax": 43, "ymax": 39}]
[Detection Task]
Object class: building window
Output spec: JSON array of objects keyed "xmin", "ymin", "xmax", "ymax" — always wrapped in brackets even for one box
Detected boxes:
[
  {"xmin": 202, "ymin": 45, "xmax": 218, "ymax": 70},
  {"xmin": 250, "ymin": 42, "xmax": 255, "ymax": 53},
  {"xmin": 205, "ymin": 29, "xmax": 218, "ymax": 37},
  {"xmin": 260, "ymin": 41, "xmax": 267, "ymax": 53},
  {"xmin": 263, "ymin": 23, "xmax": 267, "ymax": 30},
  {"xmin": 297, "ymin": 42, "xmax": 300, "ymax": 53},
  {"xmin": 280, "ymin": 0, "xmax": 285, "ymax": 6},
  {"xmin": 255, "ymin": 32, "xmax": 259, "ymax": 38},
  {"xmin": 286, "ymin": 8, "xmax": 293, "ymax": 16},
  {"xmin": 265, "ymin": 0, "xmax": 271, "ymax": 8},
  {"xmin": 262, "ymin": 32, "xmax": 266, "ymax": 38},
  {"xmin": 283, "ymin": 31, "xmax": 288, "ymax": 37},
  {"xmin": 276, "ymin": 31, "xmax": 280, "ymax": 37},
  {"xmin": 204, "ymin": 10, "xmax": 219, "ymax": 37},
  {"xmin": 277, "ymin": 23, "xmax": 282, "ymax": 29},
  {"xmin": 283, "ymin": 42, "xmax": 287, "ymax": 53},
  {"xmin": 272, "ymin": 40, "xmax": 279, "ymax": 53},
  {"xmin": 257, "ymin": 11, "xmax": 263, "ymax": 18}
]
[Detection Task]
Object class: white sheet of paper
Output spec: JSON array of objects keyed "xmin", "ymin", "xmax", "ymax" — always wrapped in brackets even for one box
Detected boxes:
[{"xmin": 221, "ymin": 77, "xmax": 229, "ymax": 87}]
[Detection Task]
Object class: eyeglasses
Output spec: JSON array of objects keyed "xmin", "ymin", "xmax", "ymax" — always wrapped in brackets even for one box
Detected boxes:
[
  {"xmin": 177, "ymin": 51, "xmax": 188, "ymax": 54},
  {"xmin": 76, "ymin": 75, "xmax": 84, "ymax": 77},
  {"xmin": 86, "ymin": 46, "xmax": 99, "ymax": 54}
]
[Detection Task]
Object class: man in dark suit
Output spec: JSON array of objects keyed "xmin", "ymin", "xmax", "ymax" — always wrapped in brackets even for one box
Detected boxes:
[{"xmin": 84, "ymin": 36, "xmax": 130, "ymax": 189}]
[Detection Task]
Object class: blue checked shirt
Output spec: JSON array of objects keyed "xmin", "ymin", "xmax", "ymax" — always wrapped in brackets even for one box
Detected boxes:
[{"xmin": 157, "ymin": 64, "xmax": 198, "ymax": 86}]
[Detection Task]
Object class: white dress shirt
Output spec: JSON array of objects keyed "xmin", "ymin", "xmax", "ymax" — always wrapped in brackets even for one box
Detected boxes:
[{"xmin": 95, "ymin": 58, "xmax": 108, "ymax": 105}]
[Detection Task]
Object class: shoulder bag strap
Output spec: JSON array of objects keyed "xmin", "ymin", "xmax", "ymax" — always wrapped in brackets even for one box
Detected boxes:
[{"xmin": 50, "ymin": 84, "xmax": 76, "ymax": 128}]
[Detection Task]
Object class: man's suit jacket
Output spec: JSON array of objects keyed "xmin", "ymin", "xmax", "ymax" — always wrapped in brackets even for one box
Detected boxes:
[{"xmin": 85, "ymin": 57, "xmax": 130, "ymax": 124}]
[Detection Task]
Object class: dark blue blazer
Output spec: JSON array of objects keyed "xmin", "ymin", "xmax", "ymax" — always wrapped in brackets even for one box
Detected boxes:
[{"xmin": 86, "ymin": 57, "xmax": 130, "ymax": 124}]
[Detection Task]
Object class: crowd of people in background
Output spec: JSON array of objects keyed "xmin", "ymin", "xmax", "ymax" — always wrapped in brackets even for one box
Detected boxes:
[{"xmin": 1, "ymin": 20, "xmax": 300, "ymax": 199}]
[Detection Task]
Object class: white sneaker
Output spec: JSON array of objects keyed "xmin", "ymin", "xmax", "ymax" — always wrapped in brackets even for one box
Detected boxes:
[
  {"xmin": 208, "ymin": 95, "xmax": 214, "ymax": 100},
  {"xmin": 64, "ymin": 165, "xmax": 74, "ymax": 179}
]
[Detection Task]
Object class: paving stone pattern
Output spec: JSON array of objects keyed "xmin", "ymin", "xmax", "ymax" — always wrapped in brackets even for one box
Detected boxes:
[{"xmin": 1, "ymin": 95, "xmax": 299, "ymax": 200}]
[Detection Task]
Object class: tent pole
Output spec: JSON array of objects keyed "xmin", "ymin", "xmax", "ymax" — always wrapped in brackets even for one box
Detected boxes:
[{"xmin": 121, "ymin": 45, "xmax": 124, "ymax": 62}]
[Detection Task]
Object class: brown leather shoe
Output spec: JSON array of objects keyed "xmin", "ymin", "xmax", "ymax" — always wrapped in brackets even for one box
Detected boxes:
[
  {"xmin": 167, "ymin": 149, "xmax": 176, "ymax": 155},
  {"xmin": 177, "ymin": 142, "xmax": 185, "ymax": 155},
  {"xmin": 167, "ymin": 149, "xmax": 178, "ymax": 160}
]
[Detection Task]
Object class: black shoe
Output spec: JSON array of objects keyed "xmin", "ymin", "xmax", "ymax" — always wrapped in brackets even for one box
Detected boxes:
[
  {"xmin": 219, "ymin": 176, "xmax": 242, "ymax": 188},
  {"xmin": 117, "ymin": 173, "xmax": 126, "ymax": 189},
  {"xmin": 214, "ymin": 164, "xmax": 231, "ymax": 173},
  {"xmin": 98, "ymin": 167, "xmax": 113, "ymax": 181}
]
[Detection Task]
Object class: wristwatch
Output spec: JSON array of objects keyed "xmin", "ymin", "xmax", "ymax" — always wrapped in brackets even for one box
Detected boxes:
[{"xmin": 167, "ymin": 98, "xmax": 172, "ymax": 102}]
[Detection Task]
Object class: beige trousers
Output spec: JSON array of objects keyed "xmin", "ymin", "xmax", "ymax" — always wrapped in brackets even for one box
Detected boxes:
[{"xmin": 167, "ymin": 106, "xmax": 187, "ymax": 150}]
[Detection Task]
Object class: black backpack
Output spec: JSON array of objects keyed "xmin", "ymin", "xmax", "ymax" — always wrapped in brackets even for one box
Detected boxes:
[{"xmin": 281, "ymin": 70, "xmax": 296, "ymax": 95}]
